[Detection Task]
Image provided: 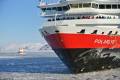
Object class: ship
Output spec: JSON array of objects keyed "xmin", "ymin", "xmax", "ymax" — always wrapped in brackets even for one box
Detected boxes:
[
  {"xmin": 38, "ymin": 0, "xmax": 120, "ymax": 73},
  {"xmin": 18, "ymin": 48, "xmax": 25, "ymax": 55}
]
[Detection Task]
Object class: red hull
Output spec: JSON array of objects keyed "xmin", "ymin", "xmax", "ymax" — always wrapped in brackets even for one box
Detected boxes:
[
  {"xmin": 43, "ymin": 33, "xmax": 120, "ymax": 73},
  {"xmin": 45, "ymin": 33, "xmax": 120, "ymax": 49}
]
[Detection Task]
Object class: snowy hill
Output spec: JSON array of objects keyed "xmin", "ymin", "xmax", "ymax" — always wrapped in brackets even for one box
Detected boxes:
[
  {"xmin": 0, "ymin": 43, "xmax": 52, "ymax": 52},
  {"xmin": 40, "ymin": 44, "xmax": 52, "ymax": 50}
]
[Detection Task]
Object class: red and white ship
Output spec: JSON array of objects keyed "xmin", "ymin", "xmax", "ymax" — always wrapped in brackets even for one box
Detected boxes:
[{"xmin": 38, "ymin": 0, "xmax": 120, "ymax": 73}]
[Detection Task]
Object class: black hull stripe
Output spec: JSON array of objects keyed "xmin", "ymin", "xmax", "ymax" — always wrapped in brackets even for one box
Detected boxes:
[{"xmin": 53, "ymin": 48, "xmax": 120, "ymax": 73}]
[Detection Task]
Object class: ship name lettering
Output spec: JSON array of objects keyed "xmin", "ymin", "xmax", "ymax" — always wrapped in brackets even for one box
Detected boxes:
[{"xmin": 94, "ymin": 39, "xmax": 116, "ymax": 45}]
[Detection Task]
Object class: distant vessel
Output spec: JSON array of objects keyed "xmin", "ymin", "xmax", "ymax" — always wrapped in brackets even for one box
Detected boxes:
[
  {"xmin": 38, "ymin": 0, "xmax": 120, "ymax": 73},
  {"xmin": 18, "ymin": 48, "xmax": 25, "ymax": 55}
]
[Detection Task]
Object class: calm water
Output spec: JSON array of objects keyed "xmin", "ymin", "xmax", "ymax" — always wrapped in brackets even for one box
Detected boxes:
[
  {"xmin": 0, "ymin": 52, "xmax": 120, "ymax": 80},
  {"xmin": 0, "ymin": 52, "xmax": 69, "ymax": 73}
]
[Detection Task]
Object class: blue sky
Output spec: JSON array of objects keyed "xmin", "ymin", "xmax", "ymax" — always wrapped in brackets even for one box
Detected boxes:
[{"xmin": 0, "ymin": 0, "xmax": 46, "ymax": 46}]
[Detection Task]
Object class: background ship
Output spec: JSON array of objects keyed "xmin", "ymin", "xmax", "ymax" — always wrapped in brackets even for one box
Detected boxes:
[
  {"xmin": 38, "ymin": 0, "xmax": 120, "ymax": 73},
  {"xmin": 18, "ymin": 48, "xmax": 25, "ymax": 55}
]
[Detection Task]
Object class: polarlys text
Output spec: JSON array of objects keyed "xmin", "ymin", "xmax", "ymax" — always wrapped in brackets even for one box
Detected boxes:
[{"xmin": 94, "ymin": 39, "xmax": 116, "ymax": 45}]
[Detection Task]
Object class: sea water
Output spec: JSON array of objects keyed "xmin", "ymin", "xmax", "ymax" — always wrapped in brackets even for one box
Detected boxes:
[{"xmin": 0, "ymin": 52, "xmax": 120, "ymax": 80}]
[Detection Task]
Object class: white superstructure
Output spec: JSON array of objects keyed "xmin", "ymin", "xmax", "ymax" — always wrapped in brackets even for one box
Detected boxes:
[{"xmin": 38, "ymin": 0, "xmax": 120, "ymax": 36}]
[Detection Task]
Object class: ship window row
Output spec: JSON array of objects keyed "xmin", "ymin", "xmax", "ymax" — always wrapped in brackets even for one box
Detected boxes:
[
  {"xmin": 99, "ymin": 4, "xmax": 120, "ymax": 9},
  {"xmin": 70, "ymin": 3, "xmax": 120, "ymax": 9},
  {"xmin": 70, "ymin": 3, "xmax": 91, "ymax": 8},
  {"xmin": 42, "ymin": 3, "xmax": 120, "ymax": 12},
  {"xmin": 41, "ymin": 5, "xmax": 70, "ymax": 12},
  {"xmin": 48, "ymin": 16, "xmax": 118, "ymax": 21},
  {"xmin": 77, "ymin": 29, "xmax": 118, "ymax": 35}
]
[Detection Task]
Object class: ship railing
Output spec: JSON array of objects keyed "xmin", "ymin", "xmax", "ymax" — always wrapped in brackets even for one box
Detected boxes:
[{"xmin": 46, "ymin": 15, "xmax": 119, "ymax": 22}]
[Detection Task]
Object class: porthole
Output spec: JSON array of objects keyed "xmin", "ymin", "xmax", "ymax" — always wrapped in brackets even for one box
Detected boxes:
[
  {"xmin": 102, "ymin": 32, "xmax": 104, "ymax": 34},
  {"xmin": 108, "ymin": 31, "xmax": 112, "ymax": 35},
  {"xmin": 96, "ymin": 16, "xmax": 99, "ymax": 19},
  {"xmin": 115, "ymin": 31, "xmax": 118, "ymax": 35},
  {"xmin": 99, "ymin": 16, "xmax": 102, "ymax": 19},
  {"xmin": 91, "ymin": 30, "xmax": 97, "ymax": 34},
  {"xmin": 55, "ymin": 30, "xmax": 59, "ymax": 33},
  {"xmin": 80, "ymin": 29, "xmax": 85, "ymax": 33}
]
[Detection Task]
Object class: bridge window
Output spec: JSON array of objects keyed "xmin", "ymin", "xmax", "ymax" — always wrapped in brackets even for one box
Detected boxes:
[
  {"xmin": 41, "ymin": 8, "xmax": 46, "ymax": 12},
  {"xmin": 70, "ymin": 4, "xmax": 79, "ymax": 8},
  {"xmin": 92, "ymin": 3, "xmax": 98, "ymax": 8},
  {"xmin": 46, "ymin": 8, "xmax": 51, "ymax": 10},
  {"xmin": 52, "ymin": 7, "xmax": 57, "ymax": 10},
  {"xmin": 57, "ymin": 7, "xmax": 62, "ymax": 11},
  {"xmin": 79, "ymin": 4, "xmax": 82, "ymax": 8},
  {"xmin": 43, "ymin": 3, "xmax": 120, "ymax": 13},
  {"xmin": 112, "ymin": 4, "xmax": 117, "ymax": 9},
  {"xmin": 63, "ymin": 5, "xmax": 70, "ymax": 11},
  {"xmin": 118, "ymin": 5, "xmax": 120, "ymax": 9},
  {"xmin": 83, "ymin": 3, "xmax": 91, "ymax": 7},
  {"xmin": 52, "ymin": 5, "xmax": 70, "ymax": 11},
  {"xmin": 99, "ymin": 4, "xmax": 105, "ymax": 9},
  {"xmin": 106, "ymin": 4, "xmax": 111, "ymax": 9}
]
